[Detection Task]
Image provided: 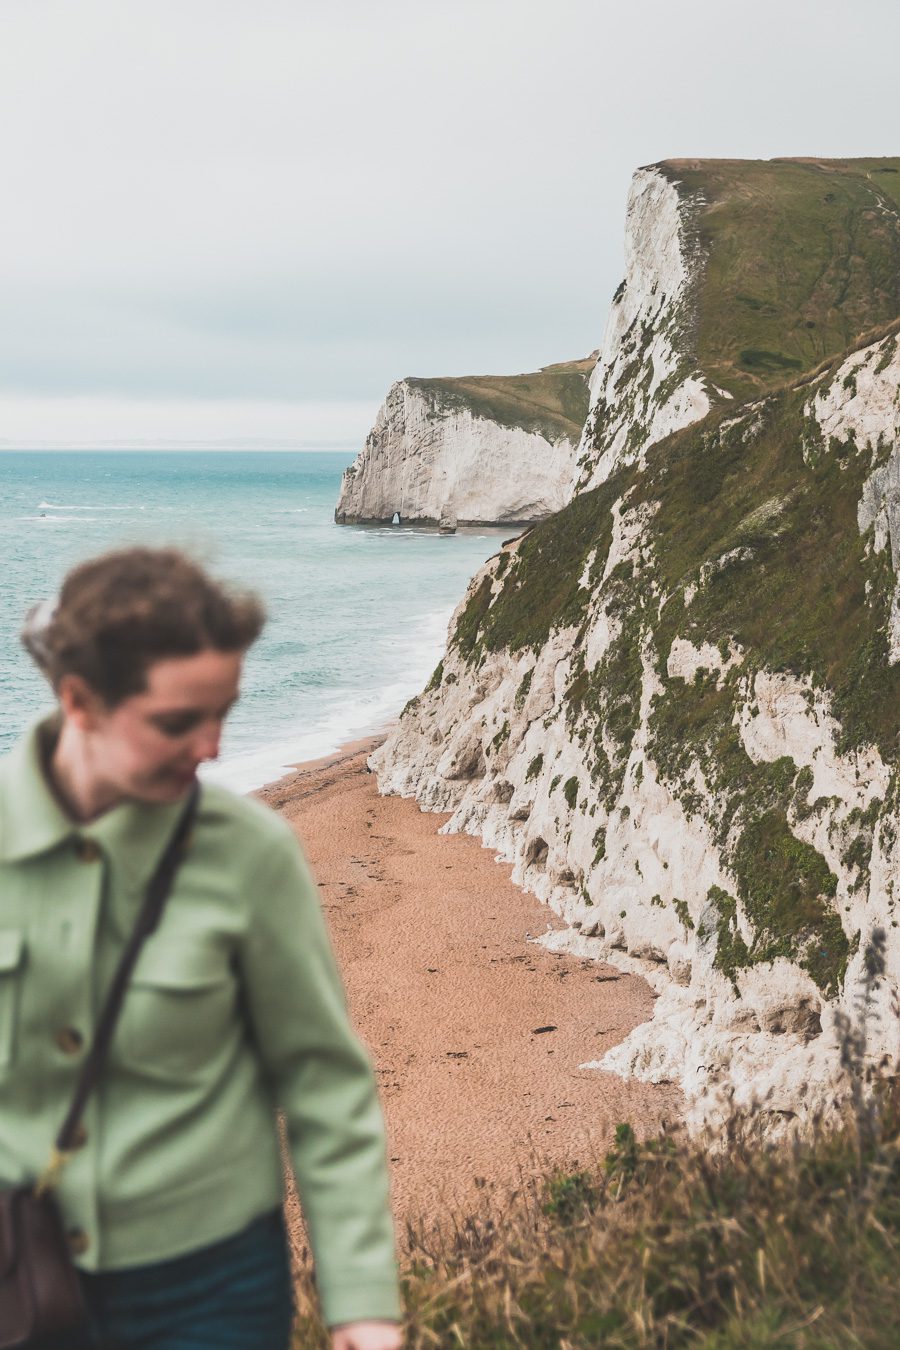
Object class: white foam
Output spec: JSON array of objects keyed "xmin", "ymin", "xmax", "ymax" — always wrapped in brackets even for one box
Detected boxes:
[
  {"xmin": 203, "ymin": 604, "xmax": 454, "ymax": 794},
  {"xmin": 37, "ymin": 501, "xmax": 136, "ymax": 510}
]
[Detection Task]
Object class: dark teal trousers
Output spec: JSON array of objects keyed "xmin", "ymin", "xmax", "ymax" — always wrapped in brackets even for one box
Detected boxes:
[{"xmin": 43, "ymin": 1209, "xmax": 295, "ymax": 1349}]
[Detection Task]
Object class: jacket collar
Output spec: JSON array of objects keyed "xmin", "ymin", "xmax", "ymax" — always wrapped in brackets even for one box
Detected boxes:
[{"xmin": 0, "ymin": 714, "xmax": 191, "ymax": 889}]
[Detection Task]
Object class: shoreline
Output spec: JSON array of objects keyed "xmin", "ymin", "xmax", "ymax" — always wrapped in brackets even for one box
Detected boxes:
[
  {"xmin": 260, "ymin": 723, "xmax": 397, "ymax": 793},
  {"xmin": 253, "ymin": 731, "xmax": 683, "ymax": 1234},
  {"xmin": 201, "ymin": 714, "xmax": 404, "ymax": 796}
]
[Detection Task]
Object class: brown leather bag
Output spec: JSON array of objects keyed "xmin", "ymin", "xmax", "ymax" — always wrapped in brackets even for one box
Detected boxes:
[
  {"xmin": 0, "ymin": 785, "xmax": 199, "ymax": 1348},
  {"xmin": 0, "ymin": 1188, "xmax": 87, "ymax": 1347}
]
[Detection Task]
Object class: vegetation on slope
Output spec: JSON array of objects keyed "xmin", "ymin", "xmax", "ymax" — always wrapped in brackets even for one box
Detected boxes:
[
  {"xmin": 292, "ymin": 1040, "xmax": 900, "ymax": 1346},
  {"xmin": 642, "ymin": 346, "xmax": 900, "ymax": 759},
  {"xmin": 408, "ymin": 356, "xmax": 594, "ymax": 444},
  {"xmin": 445, "ymin": 326, "xmax": 900, "ymax": 994},
  {"xmin": 449, "ymin": 326, "xmax": 900, "ymax": 743},
  {"xmin": 658, "ymin": 157, "xmax": 900, "ymax": 402}
]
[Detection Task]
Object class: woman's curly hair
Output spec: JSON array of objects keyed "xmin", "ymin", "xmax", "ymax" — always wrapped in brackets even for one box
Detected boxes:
[{"xmin": 22, "ymin": 547, "xmax": 265, "ymax": 706}]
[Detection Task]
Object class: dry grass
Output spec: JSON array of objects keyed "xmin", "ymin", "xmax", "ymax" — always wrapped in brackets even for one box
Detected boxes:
[{"xmin": 289, "ymin": 1075, "xmax": 900, "ymax": 1348}]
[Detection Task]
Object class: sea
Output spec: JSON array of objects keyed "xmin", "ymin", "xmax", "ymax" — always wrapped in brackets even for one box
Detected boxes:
[{"xmin": 0, "ymin": 451, "xmax": 510, "ymax": 791}]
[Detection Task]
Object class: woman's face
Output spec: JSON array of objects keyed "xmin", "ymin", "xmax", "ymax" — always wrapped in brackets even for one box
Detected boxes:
[{"xmin": 63, "ymin": 648, "xmax": 243, "ymax": 803}]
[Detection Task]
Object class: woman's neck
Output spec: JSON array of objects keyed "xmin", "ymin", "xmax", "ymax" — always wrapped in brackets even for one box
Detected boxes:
[{"xmin": 43, "ymin": 719, "xmax": 120, "ymax": 823}]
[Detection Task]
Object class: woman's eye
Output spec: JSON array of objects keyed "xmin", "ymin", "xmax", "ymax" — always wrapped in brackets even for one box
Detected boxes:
[{"xmin": 154, "ymin": 716, "xmax": 200, "ymax": 737}]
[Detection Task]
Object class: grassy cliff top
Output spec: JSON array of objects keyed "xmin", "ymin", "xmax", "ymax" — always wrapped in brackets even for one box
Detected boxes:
[
  {"xmin": 406, "ymin": 356, "xmax": 594, "ymax": 443},
  {"xmin": 654, "ymin": 157, "xmax": 900, "ymax": 401}
]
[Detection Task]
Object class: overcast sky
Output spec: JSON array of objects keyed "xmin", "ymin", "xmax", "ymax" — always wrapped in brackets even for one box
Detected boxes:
[{"xmin": 1, "ymin": 0, "xmax": 898, "ymax": 446}]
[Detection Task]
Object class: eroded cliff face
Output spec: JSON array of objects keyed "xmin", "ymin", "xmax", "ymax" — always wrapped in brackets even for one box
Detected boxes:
[
  {"xmin": 372, "ymin": 326, "xmax": 900, "ymax": 1131},
  {"xmin": 576, "ymin": 156, "xmax": 900, "ymax": 494},
  {"xmin": 369, "ymin": 158, "xmax": 900, "ymax": 1131},
  {"xmin": 335, "ymin": 361, "xmax": 592, "ymax": 527},
  {"xmin": 574, "ymin": 167, "xmax": 713, "ymax": 492}
]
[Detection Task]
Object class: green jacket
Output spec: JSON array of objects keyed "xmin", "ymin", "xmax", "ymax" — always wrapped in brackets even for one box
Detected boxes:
[{"xmin": 0, "ymin": 717, "xmax": 401, "ymax": 1328}]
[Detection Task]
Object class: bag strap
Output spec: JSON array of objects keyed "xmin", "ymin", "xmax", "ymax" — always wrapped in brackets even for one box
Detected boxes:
[{"xmin": 35, "ymin": 783, "xmax": 200, "ymax": 1195}]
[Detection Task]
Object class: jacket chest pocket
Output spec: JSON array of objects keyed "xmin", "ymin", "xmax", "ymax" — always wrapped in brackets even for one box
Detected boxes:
[
  {"xmin": 0, "ymin": 931, "xmax": 25, "ymax": 1071},
  {"xmin": 117, "ymin": 940, "xmax": 235, "ymax": 1083}
]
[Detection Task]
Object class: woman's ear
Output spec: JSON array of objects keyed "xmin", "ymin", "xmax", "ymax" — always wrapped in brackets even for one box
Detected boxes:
[{"xmin": 57, "ymin": 673, "xmax": 107, "ymax": 731}]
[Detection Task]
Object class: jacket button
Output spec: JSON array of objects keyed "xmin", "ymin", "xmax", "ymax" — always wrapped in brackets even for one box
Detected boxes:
[
  {"xmin": 55, "ymin": 1027, "xmax": 84, "ymax": 1056},
  {"xmin": 75, "ymin": 839, "xmax": 101, "ymax": 863},
  {"xmin": 67, "ymin": 1228, "xmax": 90, "ymax": 1256}
]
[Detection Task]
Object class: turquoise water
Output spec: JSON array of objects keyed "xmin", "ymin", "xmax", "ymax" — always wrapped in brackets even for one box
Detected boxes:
[{"xmin": 0, "ymin": 451, "xmax": 508, "ymax": 790}]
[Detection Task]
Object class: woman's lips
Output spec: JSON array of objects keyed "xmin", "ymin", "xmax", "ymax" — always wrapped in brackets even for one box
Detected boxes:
[{"xmin": 168, "ymin": 767, "xmax": 197, "ymax": 787}]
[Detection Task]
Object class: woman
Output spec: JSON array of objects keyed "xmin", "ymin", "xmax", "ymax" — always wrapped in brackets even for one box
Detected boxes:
[{"xmin": 0, "ymin": 547, "xmax": 403, "ymax": 1350}]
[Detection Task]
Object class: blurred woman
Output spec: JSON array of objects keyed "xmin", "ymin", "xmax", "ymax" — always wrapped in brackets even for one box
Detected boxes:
[{"xmin": 0, "ymin": 547, "xmax": 402, "ymax": 1350}]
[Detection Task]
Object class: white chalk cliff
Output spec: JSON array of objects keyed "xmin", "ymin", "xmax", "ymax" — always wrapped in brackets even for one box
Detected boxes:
[
  {"xmin": 575, "ymin": 167, "xmax": 714, "ymax": 492},
  {"xmin": 369, "ymin": 158, "xmax": 900, "ymax": 1132},
  {"xmin": 335, "ymin": 361, "xmax": 592, "ymax": 526}
]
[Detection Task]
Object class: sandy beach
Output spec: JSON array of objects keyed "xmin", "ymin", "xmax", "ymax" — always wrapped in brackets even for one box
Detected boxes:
[{"xmin": 255, "ymin": 735, "xmax": 682, "ymax": 1244}]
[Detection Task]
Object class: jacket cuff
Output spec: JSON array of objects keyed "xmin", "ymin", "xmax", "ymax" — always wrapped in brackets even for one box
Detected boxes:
[{"xmin": 319, "ymin": 1277, "xmax": 403, "ymax": 1328}]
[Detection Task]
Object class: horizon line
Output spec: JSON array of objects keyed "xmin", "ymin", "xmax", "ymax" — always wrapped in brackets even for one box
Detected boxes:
[{"xmin": 0, "ymin": 440, "xmax": 360, "ymax": 452}]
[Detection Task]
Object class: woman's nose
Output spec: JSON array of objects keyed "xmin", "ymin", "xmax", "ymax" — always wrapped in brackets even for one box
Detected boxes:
[{"xmin": 194, "ymin": 720, "xmax": 222, "ymax": 762}]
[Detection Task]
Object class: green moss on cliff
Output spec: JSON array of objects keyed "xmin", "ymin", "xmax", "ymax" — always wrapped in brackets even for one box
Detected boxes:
[
  {"xmin": 645, "ymin": 667, "xmax": 853, "ymax": 994},
  {"xmin": 526, "ymin": 753, "xmax": 544, "ymax": 782},
  {"xmin": 567, "ymin": 561, "xmax": 647, "ymax": 808},
  {"xmin": 451, "ymin": 574, "xmax": 494, "ymax": 663},
  {"xmin": 641, "ymin": 379, "xmax": 900, "ymax": 760},
  {"xmin": 673, "ymin": 897, "xmax": 694, "ymax": 932},
  {"xmin": 703, "ymin": 886, "xmax": 752, "ymax": 992},
  {"xmin": 450, "ymin": 479, "xmax": 618, "ymax": 661},
  {"xmin": 732, "ymin": 811, "xmax": 846, "ymax": 996},
  {"xmin": 491, "ymin": 721, "xmax": 510, "ymax": 751},
  {"xmin": 514, "ymin": 668, "xmax": 533, "ymax": 710}
]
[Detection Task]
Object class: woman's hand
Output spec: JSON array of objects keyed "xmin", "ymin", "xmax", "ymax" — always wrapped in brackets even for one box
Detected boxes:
[{"xmin": 331, "ymin": 1320, "xmax": 403, "ymax": 1350}]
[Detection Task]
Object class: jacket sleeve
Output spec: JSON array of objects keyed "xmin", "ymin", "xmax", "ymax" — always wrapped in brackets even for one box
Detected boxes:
[{"xmin": 238, "ymin": 825, "xmax": 401, "ymax": 1329}]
